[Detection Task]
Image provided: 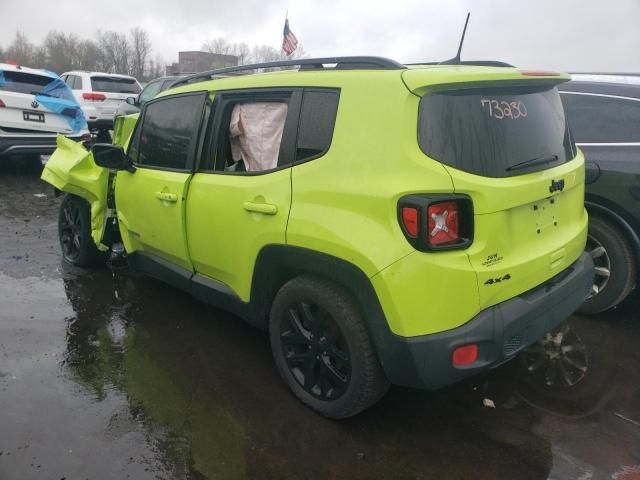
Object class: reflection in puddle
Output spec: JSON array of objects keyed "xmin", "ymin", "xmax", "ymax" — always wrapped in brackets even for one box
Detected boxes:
[{"xmin": 55, "ymin": 268, "xmax": 639, "ymax": 479}]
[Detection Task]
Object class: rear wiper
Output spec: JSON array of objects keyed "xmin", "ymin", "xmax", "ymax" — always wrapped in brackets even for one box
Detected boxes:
[{"xmin": 506, "ymin": 154, "xmax": 559, "ymax": 172}]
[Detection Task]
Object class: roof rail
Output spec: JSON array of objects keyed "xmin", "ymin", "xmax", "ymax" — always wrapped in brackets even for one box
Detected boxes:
[{"xmin": 170, "ymin": 56, "xmax": 405, "ymax": 88}]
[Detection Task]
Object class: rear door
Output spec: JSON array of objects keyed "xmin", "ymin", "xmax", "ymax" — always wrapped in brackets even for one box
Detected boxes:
[
  {"xmin": 115, "ymin": 91, "xmax": 208, "ymax": 271},
  {"xmin": 0, "ymin": 69, "xmax": 77, "ymax": 134},
  {"xmin": 415, "ymin": 79, "xmax": 587, "ymax": 309},
  {"xmin": 185, "ymin": 88, "xmax": 301, "ymax": 301}
]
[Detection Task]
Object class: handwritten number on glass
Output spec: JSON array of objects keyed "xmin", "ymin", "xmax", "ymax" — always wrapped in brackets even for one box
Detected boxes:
[{"xmin": 481, "ymin": 99, "xmax": 527, "ymax": 119}]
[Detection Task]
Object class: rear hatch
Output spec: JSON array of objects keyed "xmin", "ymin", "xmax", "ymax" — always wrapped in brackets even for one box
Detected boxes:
[
  {"xmin": 89, "ymin": 75, "xmax": 141, "ymax": 115},
  {"xmin": 405, "ymin": 67, "xmax": 587, "ymax": 310},
  {"xmin": 0, "ymin": 69, "xmax": 80, "ymax": 135}
]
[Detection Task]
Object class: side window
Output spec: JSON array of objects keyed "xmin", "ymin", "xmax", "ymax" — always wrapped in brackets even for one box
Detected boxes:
[
  {"xmin": 128, "ymin": 93, "xmax": 207, "ymax": 171},
  {"xmin": 295, "ymin": 89, "xmax": 340, "ymax": 161},
  {"xmin": 67, "ymin": 75, "xmax": 81, "ymax": 90},
  {"xmin": 561, "ymin": 92, "xmax": 640, "ymax": 143},
  {"xmin": 205, "ymin": 91, "xmax": 300, "ymax": 173}
]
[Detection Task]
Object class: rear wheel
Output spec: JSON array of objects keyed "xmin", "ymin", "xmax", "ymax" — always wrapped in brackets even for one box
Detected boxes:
[
  {"xmin": 578, "ymin": 215, "xmax": 636, "ymax": 315},
  {"xmin": 269, "ymin": 276, "xmax": 389, "ymax": 419},
  {"xmin": 58, "ymin": 195, "xmax": 105, "ymax": 267}
]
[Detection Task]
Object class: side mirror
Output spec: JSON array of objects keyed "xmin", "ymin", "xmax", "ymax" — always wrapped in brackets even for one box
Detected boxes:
[
  {"xmin": 125, "ymin": 96, "xmax": 138, "ymax": 106},
  {"xmin": 92, "ymin": 143, "xmax": 131, "ymax": 170}
]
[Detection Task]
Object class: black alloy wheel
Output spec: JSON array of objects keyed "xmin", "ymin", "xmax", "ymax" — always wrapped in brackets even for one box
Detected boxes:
[
  {"xmin": 58, "ymin": 195, "xmax": 105, "ymax": 267},
  {"xmin": 270, "ymin": 276, "xmax": 388, "ymax": 418},
  {"xmin": 279, "ymin": 301, "xmax": 351, "ymax": 401},
  {"xmin": 60, "ymin": 196, "xmax": 83, "ymax": 263}
]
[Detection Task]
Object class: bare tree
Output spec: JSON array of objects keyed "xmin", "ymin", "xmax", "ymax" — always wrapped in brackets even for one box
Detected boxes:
[
  {"xmin": 5, "ymin": 31, "xmax": 35, "ymax": 66},
  {"xmin": 130, "ymin": 27, "xmax": 151, "ymax": 79},
  {"xmin": 97, "ymin": 30, "xmax": 130, "ymax": 74},
  {"xmin": 42, "ymin": 31, "xmax": 80, "ymax": 73},
  {"xmin": 76, "ymin": 39, "xmax": 101, "ymax": 71},
  {"xmin": 202, "ymin": 37, "xmax": 231, "ymax": 55}
]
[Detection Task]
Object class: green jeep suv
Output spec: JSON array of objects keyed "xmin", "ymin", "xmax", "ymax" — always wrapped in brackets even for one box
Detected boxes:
[{"xmin": 42, "ymin": 56, "xmax": 594, "ymax": 418}]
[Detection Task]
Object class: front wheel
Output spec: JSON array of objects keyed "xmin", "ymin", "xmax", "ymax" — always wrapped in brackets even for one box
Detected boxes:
[
  {"xmin": 58, "ymin": 195, "xmax": 105, "ymax": 267},
  {"xmin": 578, "ymin": 215, "xmax": 636, "ymax": 315},
  {"xmin": 269, "ymin": 276, "xmax": 389, "ymax": 419}
]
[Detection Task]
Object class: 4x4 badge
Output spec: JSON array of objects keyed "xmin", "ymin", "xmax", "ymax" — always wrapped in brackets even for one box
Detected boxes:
[{"xmin": 549, "ymin": 179, "xmax": 565, "ymax": 193}]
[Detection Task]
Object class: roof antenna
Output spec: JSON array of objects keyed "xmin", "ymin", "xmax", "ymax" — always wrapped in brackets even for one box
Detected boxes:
[{"xmin": 439, "ymin": 12, "xmax": 470, "ymax": 65}]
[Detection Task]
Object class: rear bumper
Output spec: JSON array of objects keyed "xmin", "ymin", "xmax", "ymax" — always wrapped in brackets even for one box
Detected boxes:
[
  {"xmin": 379, "ymin": 251, "xmax": 594, "ymax": 389},
  {"xmin": 0, "ymin": 133, "xmax": 84, "ymax": 157}
]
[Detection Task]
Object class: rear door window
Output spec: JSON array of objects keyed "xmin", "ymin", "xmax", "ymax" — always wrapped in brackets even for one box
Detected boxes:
[
  {"xmin": 0, "ymin": 70, "xmax": 52, "ymax": 94},
  {"xmin": 90, "ymin": 76, "xmax": 141, "ymax": 94},
  {"xmin": 418, "ymin": 84, "xmax": 576, "ymax": 178}
]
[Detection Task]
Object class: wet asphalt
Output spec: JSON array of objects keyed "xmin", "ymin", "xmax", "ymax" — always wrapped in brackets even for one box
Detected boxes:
[{"xmin": 0, "ymin": 158, "xmax": 639, "ymax": 480}]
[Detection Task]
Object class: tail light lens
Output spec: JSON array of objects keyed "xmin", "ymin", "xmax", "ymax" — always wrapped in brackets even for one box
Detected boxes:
[
  {"xmin": 0, "ymin": 99, "xmax": 5, "ymax": 108},
  {"xmin": 428, "ymin": 201, "xmax": 459, "ymax": 245},
  {"xmin": 401, "ymin": 207, "xmax": 419, "ymax": 238},
  {"xmin": 397, "ymin": 195, "xmax": 473, "ymax": 251},
  {"xmin": 61, "ymin": 107, "xmax": 77, "ymax": 117},
  {"xmin": 518, "ymin": 70, "xmax": 560, "ymax": 77},
  {"xmin": 82, "ymin": 93, "xmax": 106, "ymax": 101}
]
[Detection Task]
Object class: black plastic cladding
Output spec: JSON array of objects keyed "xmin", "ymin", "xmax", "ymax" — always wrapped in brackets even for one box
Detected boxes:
[{"xmin": 397, "ymin": 194, "xmax": 474, "ymax": 251}]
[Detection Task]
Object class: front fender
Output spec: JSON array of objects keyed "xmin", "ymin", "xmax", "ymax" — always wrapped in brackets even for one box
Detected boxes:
[{"xmin": 40, "ymin": 135, "xmax": 109, "ymax": 251}]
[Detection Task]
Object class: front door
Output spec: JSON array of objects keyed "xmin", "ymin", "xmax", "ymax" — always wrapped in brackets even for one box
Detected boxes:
[{"xmin": 115, "ymin": 91, "xmax": 209, "ymax": 271}]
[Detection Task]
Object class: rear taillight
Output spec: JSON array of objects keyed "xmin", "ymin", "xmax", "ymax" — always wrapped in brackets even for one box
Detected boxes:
[
  {"xmin": 61, "ymin": 107, "xmax": 77, "ymax": 117},
  {"xmin": 0, "ymin": 99, "xmax": 5, "ymax": 108},
  {"xmin": 82, "ymin": 93, "xmax": 106, "ymax": 101},
  {"xmin": 428, "ymin": 201, "xmax": 459, "ymax": 245},
  {"xmin": 397, "ymin": 195, "xmax": 473, "ymax": 251}
]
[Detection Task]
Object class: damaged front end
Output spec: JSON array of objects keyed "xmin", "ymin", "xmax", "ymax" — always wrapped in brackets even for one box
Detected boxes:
[{"xmin": 41, "ymin": 135, "xmax": 110, "ymax": 251}]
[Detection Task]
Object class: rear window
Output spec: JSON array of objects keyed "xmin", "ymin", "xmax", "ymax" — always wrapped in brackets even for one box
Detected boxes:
[
  {"xmin": 0, "ymin": 70, "xmax": 52, "ymax": 94},
  {"xmin": 418, "ymin": 85, "xmax": 576, "ymax": 178},
  {"xmin": 90, "ymin": 76, "xmax": 141, "ymax": 94}
]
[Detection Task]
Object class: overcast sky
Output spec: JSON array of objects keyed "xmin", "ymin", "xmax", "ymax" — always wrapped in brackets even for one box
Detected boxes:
[{"xmin": 1, "ymin": 0, "xmax": 639, "ymax": 72}]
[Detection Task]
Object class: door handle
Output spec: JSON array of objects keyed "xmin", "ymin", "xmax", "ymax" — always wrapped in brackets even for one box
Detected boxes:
[
  {"xmin": 243, "ymin": 201, "xmax": 278, "ymax": 215},
  {"xmin": 155, "ymin": 192, "xmax": 178, "ymax": 203}
]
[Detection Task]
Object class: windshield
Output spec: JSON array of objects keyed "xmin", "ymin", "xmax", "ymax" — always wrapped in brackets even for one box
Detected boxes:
[
  {"xmin": 418, "ymin": 84, "xmax": 576, "ymax": 177},
  {"xmin": 90, "ymin": 76, "xmax": 141, "ymax": 94}
]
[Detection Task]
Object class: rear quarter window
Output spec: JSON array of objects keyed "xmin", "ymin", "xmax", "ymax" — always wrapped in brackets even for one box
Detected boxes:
[{"xmin": 418, "ymin": 84, "xmax": 576, "ymax": 178}]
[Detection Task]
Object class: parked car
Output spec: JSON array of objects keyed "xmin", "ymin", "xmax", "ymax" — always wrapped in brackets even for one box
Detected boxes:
[
  {"xmin": 560, "ymin": 76, "xmax": 640, "ymax": 314},
  {"xmin": 42, "ymin": 57, "xmax": 594, "ymax": 418},
  {"xmin": 60, "ymin": 70, "xmax": 141, "ymax": 137},
  {"xmin": 0, "ymin": 62, "xmax": 88, "ymax": 161},
  {"xmin": 115, "ymin": 75, "xmax": 181, "ymax": 117}
]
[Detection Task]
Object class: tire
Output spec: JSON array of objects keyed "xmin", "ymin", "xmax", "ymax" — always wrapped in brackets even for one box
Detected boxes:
[
  {"xmin": 269, "ymin": 276, "xmax": 389, "ymax": 419},
  {"xmin": 58, "ymin": 195, "xmax": 105, "ymax": 267},
  {"xmin": 578, "ymin": 214, "xmax": 637, "ymax": 315}
]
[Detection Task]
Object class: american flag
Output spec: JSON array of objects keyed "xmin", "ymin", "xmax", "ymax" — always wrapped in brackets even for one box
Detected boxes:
[{"xmin": 282, "ymin": 18, "xmax": 298, "ymax": 56}]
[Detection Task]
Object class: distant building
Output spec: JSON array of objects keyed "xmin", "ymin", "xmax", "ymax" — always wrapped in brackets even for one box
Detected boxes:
[{"xmin": 166, "ymin": 51, "xmax": 238, "ymax": 76}]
